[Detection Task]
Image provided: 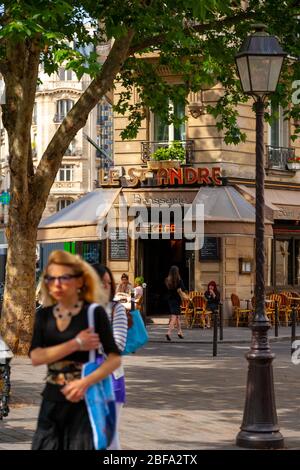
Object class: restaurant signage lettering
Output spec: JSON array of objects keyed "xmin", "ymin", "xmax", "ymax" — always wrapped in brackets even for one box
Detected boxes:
[
  {"xmin": 139, "ymin": 223, "xmax": 177, "ymax": 233},
  {"xmin": 99, "ymin": 166, "xmax": 222, "ymax": 188},
  {"xmin": 276, "ymin": 205, "xmax": 300, "ymax": 221},
  {"xmin": 123, "ymin": 192, "xmax": 197, "ymax": 206},
  {"xmin": 199, "ymin": 237, "xmax": 221, "ymax": 261},
  {"xmin": 109, "ymin": 228, "xmax": 129, "ymax": 260}
]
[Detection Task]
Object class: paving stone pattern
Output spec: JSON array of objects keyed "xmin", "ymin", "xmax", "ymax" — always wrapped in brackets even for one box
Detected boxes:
[{"xmin": 0, "ymin": 326, "xmax": 300, "ymax": 450}]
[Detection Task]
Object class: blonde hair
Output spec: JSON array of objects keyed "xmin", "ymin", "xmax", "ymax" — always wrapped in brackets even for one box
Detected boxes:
[{"xmin": 39, "ymin": 250, "xmax": 107, "ymax": 306}]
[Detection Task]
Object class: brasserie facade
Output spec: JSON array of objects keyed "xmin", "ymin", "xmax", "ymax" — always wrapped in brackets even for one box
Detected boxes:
[{"xmin": 37, "ymin": 75, "xmax": 300, "ymax": 321}]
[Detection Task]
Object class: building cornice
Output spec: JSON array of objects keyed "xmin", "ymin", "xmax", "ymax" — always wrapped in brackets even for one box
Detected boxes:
[
  {"xmin": 229, "ymin": 177, "xmax": 300, "ymax": 191},
  {"xmin": 36, "ymin": 88, "xmax": 82, "ymax": 97}
]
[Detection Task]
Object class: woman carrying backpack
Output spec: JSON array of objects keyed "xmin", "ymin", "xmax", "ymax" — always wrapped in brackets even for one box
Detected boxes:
[{"xmin": 93, "ymin": 264, "xmax": 128, "ymax": 450}]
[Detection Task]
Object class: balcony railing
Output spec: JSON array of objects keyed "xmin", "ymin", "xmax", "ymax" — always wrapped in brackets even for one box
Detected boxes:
[
  {"xmin": 53, "ymin": 113, "xmax": 66, "ymax": 123},
  {"xmin": 64, "ymin": 148, "xmax": 82, "ymax": 156},
  {"xmin": 141, "ymin": 140, "xmax": 195, "ymax": 164},
  {"xmin": 266, "ymin": 145, "xmax": 295, "ymax": 170}
]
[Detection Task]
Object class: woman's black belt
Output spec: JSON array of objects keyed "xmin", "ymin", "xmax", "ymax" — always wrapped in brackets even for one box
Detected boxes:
[{"xmin": 46, "ymin": 360, "xmax": 83, "ymax": 386}]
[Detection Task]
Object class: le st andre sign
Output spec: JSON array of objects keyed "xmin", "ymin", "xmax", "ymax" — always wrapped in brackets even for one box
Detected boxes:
[{"xmin": 99, "ymin": 166, "xmax": 223, "ymax": 187}]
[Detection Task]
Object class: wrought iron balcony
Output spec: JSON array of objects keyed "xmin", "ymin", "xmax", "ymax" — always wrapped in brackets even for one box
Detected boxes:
[
  {"xmin": 64, "ymin": 147, "xmax": 82, "ymax": 156},
  {"xmin": 266, "ymin": 145, "xmax": 295, "ymax": 170},
  {"xmin": 53, "ymin": 113, "xmax": 66, "ymax": 123},
  {"xmin": 141, "ymin": 140, "xmax": 195, "ymax": 164}
]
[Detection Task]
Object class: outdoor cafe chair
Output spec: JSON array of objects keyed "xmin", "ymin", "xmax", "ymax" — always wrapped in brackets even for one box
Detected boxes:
[
  {"xmin": 231, "ymin": 293, "xmax": 252, "ymax": 327},
  {"xmin": 289, "ymin": 292, "xmax": 300, "ymax": 324},
  {"xmin": 277, "ymin": 293, "xmax": 292, "ymax": 326},
  {"xmin": 265, "ymin": 294, "xmax": 282, "ymax": 325},
  {"xmin": 189, "ymin": 291, "xmax": 202, "ymax": 299},
  {"xmin": 180, "ymin": 298, "xmax": 194, "ymax": 328},
  {"xmin": 190, "ymin": 295, "xmax": 207, "ymax": 328}
]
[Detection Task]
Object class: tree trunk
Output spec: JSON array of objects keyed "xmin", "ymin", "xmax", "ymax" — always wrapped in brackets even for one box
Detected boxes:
[
  {"xmin": 0, "ymin": 220, "xmax": 37, "ymax": 354},
  {"xmin": 0, "ymin": 30, "xmax": 135, "ymax": 354}
]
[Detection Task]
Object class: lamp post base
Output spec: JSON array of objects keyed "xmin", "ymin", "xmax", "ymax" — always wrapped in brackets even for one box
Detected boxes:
[
  {"xmin": 236, "ymin": 430, "xmax": 284, "ymax": 450},
  {"xmin": 236, "ymin": 321, "xmax": 284, "ymax": 450}
]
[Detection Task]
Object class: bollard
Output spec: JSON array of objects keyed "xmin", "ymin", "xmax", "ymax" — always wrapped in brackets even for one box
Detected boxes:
[
  {"xmin": 130, "ymin": 288, "xmax": 135, "ymax": 311},
  {"xmin": 213, "ymin": 310, "xmax": 218, "ymax": 357},
  {"xmin": 142, "ymin": 282, "xmax": 147, "ymax": 317},
  {"xmin": 0, "ymin": 337, "xmax": 13, "ymax": 419},
  {"xmin": 142, "ymin": 282, "xmax": 148, "ymax": 325},
  {"xmin": 274, "ymin": 300, "xmax": 279, "ymax": 338},
  {"xmin": 291, "ymin": 301, "xmax": 297, "ymax": 356},
  {"xmin": 219, "ymin": 303, "xmax": 223, "ymax": 341}
]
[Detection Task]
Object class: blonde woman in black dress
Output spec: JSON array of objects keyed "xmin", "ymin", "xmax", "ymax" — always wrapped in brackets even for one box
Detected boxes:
[{"xmin": 30, "ymin": 250, "xmax": 121, "ymax": 450}]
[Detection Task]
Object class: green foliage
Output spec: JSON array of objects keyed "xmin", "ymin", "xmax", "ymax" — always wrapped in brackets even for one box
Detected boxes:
[
  {"xmin": 0, "ymin": 0, "xmax": 300, "ymax": 143},
  {"xmin": 151, "ymin": 141, "xmax": 186, "ymax": 162}
]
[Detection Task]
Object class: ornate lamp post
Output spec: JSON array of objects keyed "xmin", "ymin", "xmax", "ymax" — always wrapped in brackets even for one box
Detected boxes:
[{"xmin": 235, "ymin": 25, "xmax": 286, "ymax": 449}]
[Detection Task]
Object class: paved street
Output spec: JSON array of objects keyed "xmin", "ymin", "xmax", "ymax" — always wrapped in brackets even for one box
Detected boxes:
[{"xmin": 1, "ymin": 325, "xmax": 300, "ymax": 450}]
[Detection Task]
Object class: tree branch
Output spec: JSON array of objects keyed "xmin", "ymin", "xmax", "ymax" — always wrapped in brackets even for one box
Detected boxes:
[
  {"xmin": 129, "ymin": 10, "xmax": 260, "ymax": 54},
  {"xmin": 31, "ymin": 29, "xmax": 135, "ymax": 223}
]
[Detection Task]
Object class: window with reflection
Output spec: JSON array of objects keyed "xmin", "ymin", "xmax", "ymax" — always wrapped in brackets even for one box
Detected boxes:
[
  {"xmin": 56, "ymin": 198, "xmax": 74, "ymax": 212},
  {"xmin": 273, "ymin": 237, "xmax": 300, "ymax": 286},
  {"xmin": 154, "ymin": 97, "xmax": 186, "ymax": 142}
]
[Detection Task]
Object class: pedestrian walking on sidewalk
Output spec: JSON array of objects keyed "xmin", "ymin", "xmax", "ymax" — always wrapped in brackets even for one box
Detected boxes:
[
  {"xmin": 165, "ymin": 266, "xmax": 186, "ymax": 341},
  {"xmin": 30, "ymin": 250, "xmax": 121, "ymax": 450},
  {"xmin": 93, "ymin": 264, "xmax": 128, "ymax": 450}
]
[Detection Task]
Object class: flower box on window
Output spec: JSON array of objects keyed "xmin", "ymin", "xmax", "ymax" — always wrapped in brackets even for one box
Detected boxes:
[
  {"xmin": 147, "ymin": 141, "xmax": 185, "ymax": 170},
  {"xmin": 147, "ymin": 159, "xmax": 181, "ymax": 170},
  {"xmin": 287, "ymin": 157, "xmax": 300, "ymax": 170}
]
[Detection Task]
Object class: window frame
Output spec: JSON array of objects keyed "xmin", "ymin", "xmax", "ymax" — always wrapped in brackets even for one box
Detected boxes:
[
  {"xmin": 268, "ymin": 104, "xmax": 290, "ymax": 148},
  {"xmin": 272, "ymin": 235, "xmax": 300, "ymax": 287},
  {"xmin": 56, "ymin": 164, "xmax": 74, "ymax": 182},
  {"xmin": 56, "ymin": 99, "xmax": 74, "ymax": 121},
  {"xmin": 56, "ymin": 198, "xmax": 74, "ymax": 211}
]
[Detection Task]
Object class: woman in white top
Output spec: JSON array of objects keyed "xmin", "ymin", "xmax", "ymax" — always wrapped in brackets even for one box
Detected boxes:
[
  {"xmin": 92, "ymin": 264, "xmax": 128, "ymax": 451},
  {"xmin": 116, "ymin": 273, "xmax": 133, "ymax": 295},
  {"xmin": 134, "ymin": 276, "xmax": 143, "ymax": 304}
]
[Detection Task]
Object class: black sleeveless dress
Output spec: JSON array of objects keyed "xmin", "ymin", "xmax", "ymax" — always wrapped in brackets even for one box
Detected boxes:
[
  {"xmin": 166, "ymin": 279, "xmax": 186, "ymax": 316},
  {"xmin": 30, "ymin": 302, "xmax": 120, "ymax": 450}
]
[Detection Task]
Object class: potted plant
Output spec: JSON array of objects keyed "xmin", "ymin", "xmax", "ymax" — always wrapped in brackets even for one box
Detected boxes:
[
  {"xmin": 287, "ymin": 156, "xmax": 300, "ymax": 170},
  {"xmin": 147, "ymin": 141, "xmax": 185, "ymax": 169}
]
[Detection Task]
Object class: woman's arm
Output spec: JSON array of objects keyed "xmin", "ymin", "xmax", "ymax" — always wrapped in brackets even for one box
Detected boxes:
[
  {"xmin": 30, "ymin": 328, "xmax": 100, "ymax": 366},
  {"xmin": 61, "ymin": 353, "xmax": 121, "ymax": 402},
  {"xmin": 61, "ymin": 306, "xmax": 122, "ymax": 402}
]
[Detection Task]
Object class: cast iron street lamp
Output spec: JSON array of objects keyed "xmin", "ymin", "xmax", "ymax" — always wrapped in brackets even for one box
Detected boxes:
[{"xmin": 235, "ymin": 25, "xmax": 286, "ymax": 449}]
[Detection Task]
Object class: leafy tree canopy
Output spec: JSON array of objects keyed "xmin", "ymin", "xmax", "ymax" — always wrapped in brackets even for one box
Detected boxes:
[{"xmin": 0, "ymin": 0, "xmax": 300, "ymax": 144}]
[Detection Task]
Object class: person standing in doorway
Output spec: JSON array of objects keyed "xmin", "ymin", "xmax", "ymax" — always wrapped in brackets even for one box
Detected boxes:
[
  {"xmin": 30, "ymin": 250, "xmax": 121, "ymax": 450},
  {"xmin": 92, "ymin": 264, "xmax": 128, "ymax": 451},
  {"xmin": 165, "ymin": 265, "xmax": 186, "ymax": 341}
]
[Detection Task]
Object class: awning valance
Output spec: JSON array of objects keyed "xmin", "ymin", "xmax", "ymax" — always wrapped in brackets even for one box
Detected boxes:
[
  {"xmin": 236, "ymin": 185, "xmax": 300, "ymax": 221},
  {"xmin": 37, "ymin": 185, "xmax": 274, "ymax": 243},
  {"xmin": 184, "ymin": 186, "xmax": 272, "ymax": 223},
  {"xmin": 37, "ymin": 188, "xmax": 121, "ymax": 242}
]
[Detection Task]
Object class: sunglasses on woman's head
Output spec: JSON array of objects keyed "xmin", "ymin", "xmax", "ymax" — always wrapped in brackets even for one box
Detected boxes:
[{"xmin": 44, "ymin": 274, "xmax": 82, "ymax": 284}]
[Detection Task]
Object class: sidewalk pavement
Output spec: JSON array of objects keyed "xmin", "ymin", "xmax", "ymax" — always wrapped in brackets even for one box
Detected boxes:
[
  {"xmin": 1, "ymin": 323, "xmax": 300, "ymax": 450},
  {"xmin": 147, "ymin": 318, "xmax": 299, "ymax": 344}
]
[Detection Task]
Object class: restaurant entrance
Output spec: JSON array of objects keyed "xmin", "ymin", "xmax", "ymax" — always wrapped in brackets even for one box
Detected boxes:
[{"xmin": 138, "ymin": 239, "xmax": 190, "ymax": 315}]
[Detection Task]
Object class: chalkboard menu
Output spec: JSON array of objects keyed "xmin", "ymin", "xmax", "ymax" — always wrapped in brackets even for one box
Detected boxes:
[
  {"xmin": 199, "ymin": 237, "xmax": 220, "ymax": 261},
  {"xmin": 109, "ymin": 229, "xmax": 129, "ymax": 260}
]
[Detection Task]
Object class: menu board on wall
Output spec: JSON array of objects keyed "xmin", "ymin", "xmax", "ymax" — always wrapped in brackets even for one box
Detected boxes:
[
  {"xmin": 109, "ymin": 229, "xmax": 129, "ymax": 260},
  {"xmin": 199, "ymin": 237, "xmax": 221, "ymax": 261}
]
